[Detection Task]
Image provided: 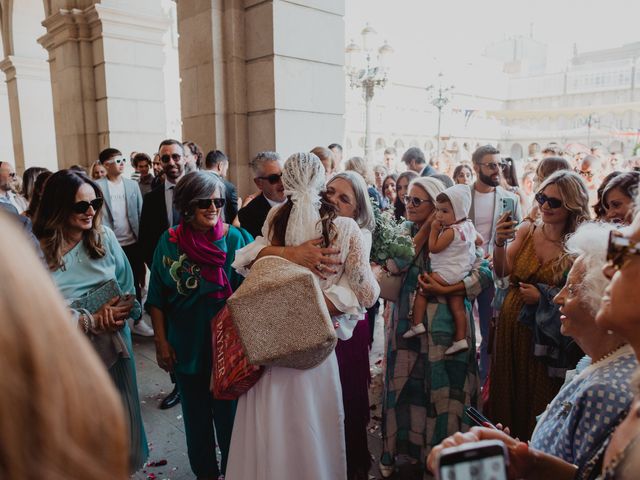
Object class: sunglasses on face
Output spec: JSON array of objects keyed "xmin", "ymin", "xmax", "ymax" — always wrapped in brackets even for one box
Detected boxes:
[
  {"xmin": 195, "ymin": 198, "xmax": 226, "ymax": 210},
  {"xmin": 403, "ymin": 195, "xmax": 432, "ymax": 207},
  {"xmin": 72, "ymin": 198, "xmax": 103, "ymax": 214},
  {"xmin": 105, "ymin": 157, "xmax": 126, "ymax": 165},
  {"xmin": 607, "ymin": 231, "xmax": 640, "ymax": 271},
  {"xmin": 161, "ymin": 153, "xmax": 182, "ymax": 163},
  {"xmin": 8, "ymin": 172, "xmax": 16, "ymax": 178},
  {"xmin": 578, "ymin": 169, "xmax": 594, "ymax": 180},
  {"xmin": 256, "ymin": 173, "xmax": 282, "ymax": 184},
  {"xmin": 478, "ymin": 162, "xmax": 505, "ymax": 171},
  {"xmin": 535, "ymin": 192, "xmax": 563, "ymax": 209}
]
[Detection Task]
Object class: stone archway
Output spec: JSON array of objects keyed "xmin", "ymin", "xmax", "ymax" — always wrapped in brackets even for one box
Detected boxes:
[
  {"xmin": 510, "ymin": 143, "xmax": 524, "ymax": 161},
  {"xmin": 0, "ymin": 0, "xmax": 57, "ymax": 171}
]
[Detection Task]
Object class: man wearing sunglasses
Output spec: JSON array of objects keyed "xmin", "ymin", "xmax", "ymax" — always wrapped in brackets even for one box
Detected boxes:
[
  {"xmin": 0, "ymin": 161, "xmax": 28, "ymax": 213},
  {"xmin": 95, "ymin": 148, "xmax": 149, "ymax": 336},
  {"xmin": 237, "ymin": 151, "xmax": 284, "ymax": 238},
  {"xmin": 468, "ymin": 145, "xmax": 523, "ymax": 383},
  {"xmin": 138, "ymin": 138, "xmax": 188, "ymax": 410}
]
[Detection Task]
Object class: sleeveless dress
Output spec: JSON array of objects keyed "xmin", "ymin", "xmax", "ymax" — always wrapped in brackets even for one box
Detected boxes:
[{"xmin": 488, "ymin": 226, "xmax": 565, "ymax": 441}]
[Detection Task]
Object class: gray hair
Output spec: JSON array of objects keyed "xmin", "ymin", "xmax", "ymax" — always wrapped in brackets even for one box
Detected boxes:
[
  {"xmin": 565, "ymin": 222, "xmax": 617, "ymax": 316},
  {"xmin": 249, "ymin": 151, "xmax": 282, "ymax": 177},
  {"xmin": 409, "ymin": 176, "xmax": 446, "ymax": 202},
  {"xmin": 173, "ymin": 171, "xmax": 225, "ymax": 223},
  {"xmin": 328, "ymin": 171, "xmax": 375, "ymax": 232}
]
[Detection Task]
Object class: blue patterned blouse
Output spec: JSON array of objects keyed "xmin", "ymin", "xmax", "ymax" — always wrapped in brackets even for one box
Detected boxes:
[{"xmin": 530, "ymin": 344, "xmax": 637, "ymax": 472}]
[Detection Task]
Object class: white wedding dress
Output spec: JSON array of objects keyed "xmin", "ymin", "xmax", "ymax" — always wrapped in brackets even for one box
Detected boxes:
[{"xmin": 226, "ymin": 211, "xmax": 379, "ymax": 480}]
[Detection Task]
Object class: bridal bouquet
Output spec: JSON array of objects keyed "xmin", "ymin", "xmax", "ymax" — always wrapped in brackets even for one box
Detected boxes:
[{"xmin": 370, "ymin": 203, "xmax": 414, "ymax": 266}]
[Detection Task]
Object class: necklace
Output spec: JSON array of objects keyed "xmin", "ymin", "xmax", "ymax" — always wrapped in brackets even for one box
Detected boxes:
[
  {"xmin": 540, "ymin": 223, "xmax": 563, "ymax": 244},
  {"xmin": 592, "ymin": 343, "xmax": 628, "ymax": 366}
]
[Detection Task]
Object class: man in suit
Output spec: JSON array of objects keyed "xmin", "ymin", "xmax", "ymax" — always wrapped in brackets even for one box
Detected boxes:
[
  {"xmin": 203, "ymin": 150, "xmax": 239, "ymax": 224},
  {"xmin": 468, "ymin": 144, "xmax": 522, "ymax": 383},
  {"xmin": 237, "ymin": 151, "xmax": 285, "ymax": 238},
  {"xmin": 401, "ymin": 146, "xmax": 454, "ymax": 187},
  {"xmin": 139, "ymin": 138, "xmax": 187, "ymax": 410},
  {"xmin": 95, "ymin": 149, "xmax": 146, "ymax": 312}
]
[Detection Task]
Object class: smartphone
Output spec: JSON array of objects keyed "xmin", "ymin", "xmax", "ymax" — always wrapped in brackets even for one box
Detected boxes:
[
  {"xmin": 500, "ymin": 197, "xmax": 517, "ymax": 222},
  {"xmin": 436, "ymin": 440, "xmax": 509, "ymax": 480},
  {"xmin": 465, "ymin": 406, "xmax": 498, "ymax": 430}
]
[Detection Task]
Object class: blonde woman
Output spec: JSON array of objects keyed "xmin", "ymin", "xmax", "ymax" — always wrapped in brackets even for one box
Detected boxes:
[
  {"xmin": 489, "ymin": 170, "xmax": 591, "ymax": 441},
  {"xmin": 0, "ymin": 215, "xmax": 128, "ymax": 480}
]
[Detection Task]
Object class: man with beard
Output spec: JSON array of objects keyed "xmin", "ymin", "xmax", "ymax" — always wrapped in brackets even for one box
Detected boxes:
[
  {"xmin": 469, "ymin": 145, "xmax": 522, "ymax": 384},
  {"xmin": 139, "ymin": 139, "xmax": 187, "ymax": 410}
]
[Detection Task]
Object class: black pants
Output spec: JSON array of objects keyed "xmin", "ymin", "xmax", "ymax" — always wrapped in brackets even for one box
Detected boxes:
[{"xmin": 122, "ymin": 242, "xmax": 145, "ymax": 303}]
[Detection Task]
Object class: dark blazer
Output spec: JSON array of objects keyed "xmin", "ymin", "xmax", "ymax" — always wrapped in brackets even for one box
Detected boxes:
[
  {"xmin": 139, "ymin": 183, "xmax": 170, "ymax": 268},
  {"xmin": 222, "ymin": 177, "xmax": 238, "ymax": 224},
  {"xmin": 237, "ymin": 193, "xmax": 272, "ymax": 239}
]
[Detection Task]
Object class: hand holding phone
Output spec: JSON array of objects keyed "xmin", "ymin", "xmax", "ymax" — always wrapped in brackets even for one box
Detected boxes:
[{"xmin": 436, "ymin": 439, "xmax": 509, "ymax": 480}]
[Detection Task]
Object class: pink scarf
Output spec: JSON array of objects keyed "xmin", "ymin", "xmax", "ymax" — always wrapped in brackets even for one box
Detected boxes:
[{"xmin": 169, "ymin": 220, "xmax": 232, "ymax": 299}]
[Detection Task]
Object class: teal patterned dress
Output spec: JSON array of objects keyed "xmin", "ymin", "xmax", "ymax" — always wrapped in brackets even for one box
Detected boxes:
[{"xmin": 381, "ymin": 222, "xmax": 491, "ymax": 471}]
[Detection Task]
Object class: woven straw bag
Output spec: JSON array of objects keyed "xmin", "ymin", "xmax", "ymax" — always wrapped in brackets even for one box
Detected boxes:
[{"xmin": 227, "ymin": 255, "xmax": 337, "ymax": 370}]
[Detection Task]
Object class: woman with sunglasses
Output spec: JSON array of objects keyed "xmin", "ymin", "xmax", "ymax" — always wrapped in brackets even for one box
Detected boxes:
[
  {"xmin": 146, "ymin": 171, "xmax": 253, "ymax": 480},
  {"xmin": 380, "ymin": 176, "xmax": 492, "ymax": 477},
  {"xmin": 32, "ymin": 169, "xmax": 148, "ymax": 473},
  {"xmin": 489, "ymin": 170, "xmax": 591, "ymax": 441}
]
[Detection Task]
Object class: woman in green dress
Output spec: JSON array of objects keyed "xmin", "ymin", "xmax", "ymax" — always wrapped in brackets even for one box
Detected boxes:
[
  {"xmin": 147, "ymin": 171, "xmax": 252, "ymax": 480},
  {"xmin": 380, "ymin": 176, "xmax": 492, "ymax": 478}
]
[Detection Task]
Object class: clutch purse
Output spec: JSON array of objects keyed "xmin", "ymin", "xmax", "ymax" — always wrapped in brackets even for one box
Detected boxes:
[
  {"xmin": 69, "ymin": 279, "xmax": 142, "ymax": 319},
  {"xmin": 69, "ymin": 279, "xmax": 139, "ymax": 368},
  {"xmin": 227, "ymin": 255, "xmax": 337, "ymax": 370},
  {"xmin": 211, "ymin": 305, "xmax": 263, "ymax": 400}
]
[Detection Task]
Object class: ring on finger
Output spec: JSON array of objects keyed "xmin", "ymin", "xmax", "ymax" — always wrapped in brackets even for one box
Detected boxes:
[{"xmin": 316, "ymin": 263, "xmax": 323, "ymax": 271}]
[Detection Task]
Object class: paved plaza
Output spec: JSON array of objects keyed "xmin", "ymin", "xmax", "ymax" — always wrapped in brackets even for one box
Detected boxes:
[{"xmin": 130, "ymin": 310, "xmax": 423, "ymax": 480}]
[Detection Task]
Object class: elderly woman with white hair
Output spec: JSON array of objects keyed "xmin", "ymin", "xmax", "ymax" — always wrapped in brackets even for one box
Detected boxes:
[{"xmin": 529, "ymin": 221, "xmax": 637, "ymax": 476}]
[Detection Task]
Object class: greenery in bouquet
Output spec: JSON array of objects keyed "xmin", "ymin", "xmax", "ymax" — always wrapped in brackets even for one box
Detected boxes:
[{"xmin": 370, "ymin": 202, "xmax": 414, "ymax": 266}]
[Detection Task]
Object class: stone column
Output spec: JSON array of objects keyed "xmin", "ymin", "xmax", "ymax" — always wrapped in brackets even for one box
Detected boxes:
[
  {"xmin": 39, "ymin": 1, "xmax": 170, "ymax": 169},
  {"xmin": 177, "ymin": 0, "xmax": 345, "ymax": 195},
  {"xmin": 0, "ymin": 71, "xmax": 16, "ymax": 164},
  {"xmin": 0, "ymin": 55, "xmax": 57, "ymax": 172}
]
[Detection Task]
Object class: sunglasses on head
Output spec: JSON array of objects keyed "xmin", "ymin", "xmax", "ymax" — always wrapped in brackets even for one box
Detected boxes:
[
  {"xmin": 403, "ymin": 195, "xmax": 432, "ymax": 207},
  {"xmin": 607, "ymin": 231, "xmax": 640, "ymax": 271},
  {"xmin": 72, "ymin": 198, "xmax": 103, "ymax": 214},
  {"xmin": 161, "ymin": 153, "xmax": 182, "ymax": 163},
  {"xmin": 256, "ymin": 173, "xmax": 282, "ymax": 184},
  {"xmin": 535, "ymin": 192, "xmax": 562, "ymax": 209},
  {"xmin": 195, "ymin": 198, "xmax": 225, "ymax": 210}
]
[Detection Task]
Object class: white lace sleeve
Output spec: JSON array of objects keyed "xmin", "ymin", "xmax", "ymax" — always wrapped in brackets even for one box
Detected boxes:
[
  {"xmin": 342, "ymin": 222, "xmax": 379, "ymax": 308},
  {"xmin": 231, "ymin": 206, "xmax": 281, "ymax": 277}
]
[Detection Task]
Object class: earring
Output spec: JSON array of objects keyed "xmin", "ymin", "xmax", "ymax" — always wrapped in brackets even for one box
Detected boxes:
[{"xmin": 607, "ymin": 330, "xmax": 614, "ymax": 335}]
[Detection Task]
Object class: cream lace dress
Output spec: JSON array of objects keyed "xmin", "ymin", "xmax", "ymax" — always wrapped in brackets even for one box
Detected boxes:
[{"xmin": 227, "ymin": 211, "xmax": 379, "ymax": 480}]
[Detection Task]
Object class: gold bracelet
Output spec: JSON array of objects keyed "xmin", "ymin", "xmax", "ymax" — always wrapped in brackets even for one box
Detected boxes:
[{"xmin": 280, "ymin": 246, "xmax": 286, "ymax": 260}]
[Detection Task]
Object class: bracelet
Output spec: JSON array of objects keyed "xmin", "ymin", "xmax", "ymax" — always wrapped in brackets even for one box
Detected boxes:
[
  {"xmin": 80, "ymin": 312, "xmax": 90, "ymax": 334},
  {"xmin": 280, "ymin": 246, "xmax": 286, "ymax": 260},
  {"xmin": 494, "ymin": 240, "xmax": 506, "ymax": 248}
]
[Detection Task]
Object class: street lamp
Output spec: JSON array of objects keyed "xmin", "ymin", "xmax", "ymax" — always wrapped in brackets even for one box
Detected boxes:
[
  {"xmin": 346, "ymin": 24, "xmax": 393, "ymax": 162},
  {"xmin": 585, "ymin": 113, "xmax": 599, "ymax": 148},
  {"xmin": 426, "ymin": 73, "xmax": 454, "ymax": 158}
]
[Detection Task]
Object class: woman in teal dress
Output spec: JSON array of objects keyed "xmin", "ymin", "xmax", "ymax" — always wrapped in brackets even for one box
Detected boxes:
[
  {"xmin": 33, "ymin": 170, "xmax": 148, "ymax": 472},
  {"xmin": 146, "ymin": 171, "xmax": 252, "ymax": 480},
  {"xmin": 380, "ymin": 177, "xmax": 492, "ymax": 478}
]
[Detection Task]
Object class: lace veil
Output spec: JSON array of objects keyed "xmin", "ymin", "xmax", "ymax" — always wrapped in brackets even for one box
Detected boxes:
[{"xmin": 282, "ymin": 152, "xmax": 326, "ymax": 246}]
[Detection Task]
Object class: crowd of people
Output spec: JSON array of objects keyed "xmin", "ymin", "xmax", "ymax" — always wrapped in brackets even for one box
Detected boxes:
[{"xmin": 1, "ymin": 138, "xmax": 640, "ymax": 480}]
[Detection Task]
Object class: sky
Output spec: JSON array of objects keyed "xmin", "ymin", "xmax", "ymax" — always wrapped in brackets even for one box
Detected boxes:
[{"xmin": 346, "ymin": 0, "xmax": 640, "ymax": 84}]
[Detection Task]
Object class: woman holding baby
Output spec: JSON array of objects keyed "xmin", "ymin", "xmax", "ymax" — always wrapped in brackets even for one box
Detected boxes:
[{"xmin": 379, "ymin": 176, "xmax": 493, "ymax": 477}]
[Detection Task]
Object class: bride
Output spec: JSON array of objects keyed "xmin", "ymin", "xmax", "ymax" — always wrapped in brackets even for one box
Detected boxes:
[{"xmin": 226, "ymin": 152, "xmax": 379, "ymax": 480}]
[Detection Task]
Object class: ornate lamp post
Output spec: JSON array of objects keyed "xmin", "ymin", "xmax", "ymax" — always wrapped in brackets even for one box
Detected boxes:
[
  {"xmin": 426, "ymin": 73, "xmax": 454, "ymax": 157},
  {"xmin": 346, "ymin": 24, "xmax": 393, "ymax": 162},
  {"xmin": 585, "ymin": 113, "xmax": 599, "ymax": 147}
]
